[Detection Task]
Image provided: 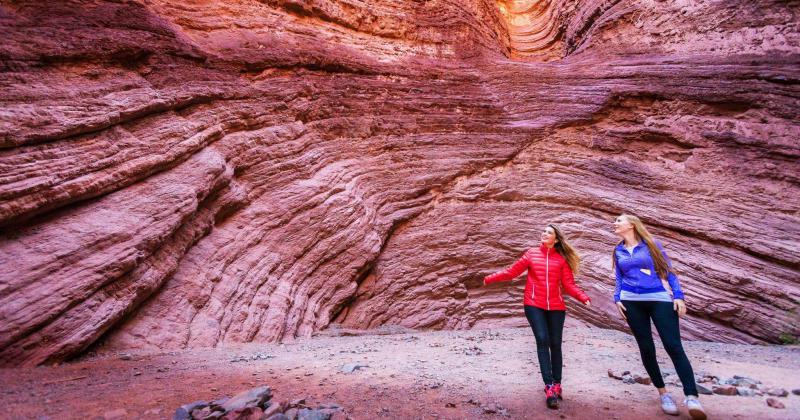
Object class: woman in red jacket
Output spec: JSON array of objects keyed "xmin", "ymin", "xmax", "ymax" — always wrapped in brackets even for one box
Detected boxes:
[{"xmin": 483, "ymin": 224, "xmax": 591, "ymax": 409}]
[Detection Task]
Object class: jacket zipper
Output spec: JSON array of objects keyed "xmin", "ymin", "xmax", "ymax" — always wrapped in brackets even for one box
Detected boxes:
[{"xmin": 546, "ymin": 249, "xmax": 550, "ymax": 310}]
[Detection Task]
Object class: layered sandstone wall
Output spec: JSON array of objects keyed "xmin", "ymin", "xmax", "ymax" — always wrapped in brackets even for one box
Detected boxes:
[{"xmin": 0, "ymin": 0, "xmax": 798, "ymax": 366}]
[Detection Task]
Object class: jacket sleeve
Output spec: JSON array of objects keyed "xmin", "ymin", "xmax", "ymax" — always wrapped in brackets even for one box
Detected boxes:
[
  {"xmin": 657, "ymin": 241, "xmax": 684, "ymax": 300},
  {"xmin": 483, "ymin": 251, "xmax": 529, "ymax": 285},
  {"xmin": 613, "ymin": 250, "xmax": 623, "ymax": 303},
  {"xmin": 561, "ymin": 261, "xmax": 590, "ymax": 304}
]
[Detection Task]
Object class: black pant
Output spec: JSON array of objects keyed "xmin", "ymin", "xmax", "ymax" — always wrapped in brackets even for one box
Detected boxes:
[
  {"xmin": 622, "ymin": 300, "xmax": 698, "ymax": 396},
  {"xmin": 524, "ymin": 305, "xmax": 566, "ymax": 385}
]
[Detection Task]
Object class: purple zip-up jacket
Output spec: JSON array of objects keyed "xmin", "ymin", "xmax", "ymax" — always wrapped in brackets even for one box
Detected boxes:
[{"xmin": 613, "ymin": 240, "xmax": 684, "ymax": 302}]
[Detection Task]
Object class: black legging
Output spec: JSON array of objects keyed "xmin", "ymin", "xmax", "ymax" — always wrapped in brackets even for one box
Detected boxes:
[
  {"xmin": 524, "ymin": 305, "xmax": 566, "ymax": 385},
  {"xmin": 622, "ymin": 300, "xmax": 698, "ymax": 396}
]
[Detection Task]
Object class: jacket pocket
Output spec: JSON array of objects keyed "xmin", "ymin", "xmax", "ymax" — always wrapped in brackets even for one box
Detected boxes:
[{"xmin": 639, "ymin": 272, "xmax": 663, "ymax": 289}]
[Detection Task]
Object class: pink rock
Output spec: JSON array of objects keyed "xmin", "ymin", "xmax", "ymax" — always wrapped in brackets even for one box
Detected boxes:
[
  {"xmin": 712, "ymin": 385, "xmax": 738, "ymax": 396},
  {"xmin": 766, "ymin": 398, "xmax": 785, "ymax": 409},
  {"xmin": 0, "ymin": 0, "xmax": 798, "ymax": 366}
]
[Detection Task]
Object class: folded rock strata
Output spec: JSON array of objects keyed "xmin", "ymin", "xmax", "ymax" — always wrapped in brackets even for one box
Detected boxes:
[{"xmin": 0, "ymin": 0, "xmax": 798, "ymax": 366}]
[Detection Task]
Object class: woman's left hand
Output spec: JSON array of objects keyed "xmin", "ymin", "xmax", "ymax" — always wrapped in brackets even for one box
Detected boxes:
[
  {"xmin": 584, "ymin": 300, "xmax": 591, "ymax": 308},
  {"xmin": 673, "ymin": 299, "xmax": 687, "ymax": 317}
]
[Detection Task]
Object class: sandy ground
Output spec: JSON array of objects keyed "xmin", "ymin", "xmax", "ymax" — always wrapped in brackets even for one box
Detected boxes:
[{"xmin": 1, "ymin": 323, "xmax": 798, "ymax": 420}]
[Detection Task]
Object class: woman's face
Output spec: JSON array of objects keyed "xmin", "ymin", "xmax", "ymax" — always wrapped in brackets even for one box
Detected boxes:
[
  {"xmin": 613, "ymin": 215, "xmax": 634, "ymax": 237},
  {"xmin": 541, "ymin": 226, "xmax": 558, "ymax": 247}
]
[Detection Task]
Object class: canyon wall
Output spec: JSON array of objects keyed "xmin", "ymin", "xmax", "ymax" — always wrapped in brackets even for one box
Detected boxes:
[{"xmin": 1, "ymin": 0, "xmax": 798, "ymax": 366}]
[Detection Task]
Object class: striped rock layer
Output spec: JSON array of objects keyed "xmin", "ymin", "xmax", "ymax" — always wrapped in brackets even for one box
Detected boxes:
[{"xmin": 0, "ymin": 0, "xmax": 798, "ymax": 366}]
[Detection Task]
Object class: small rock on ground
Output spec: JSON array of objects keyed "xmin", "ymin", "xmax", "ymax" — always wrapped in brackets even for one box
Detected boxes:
[{"xmin": 766, "ymin": 398, "xmax": 786, "ymax": 409}]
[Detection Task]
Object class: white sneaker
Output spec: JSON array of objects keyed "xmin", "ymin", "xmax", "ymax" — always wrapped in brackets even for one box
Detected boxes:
[
  {"xmin": 684, "ymin": 396, "xmax": 707, "ymax": 420},
  {"xmin": 660, "ymin": 393, "xmax": 679, "ymax": 416}
]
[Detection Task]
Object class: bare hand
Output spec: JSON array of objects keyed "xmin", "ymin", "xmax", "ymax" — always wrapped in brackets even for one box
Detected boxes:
[
  {"xmin": 673, "ymin": 299, "xmax": 687, "ymax": 318},
  {"xmin": 584, "ymin": 300, "xmax": 592, "ymax": 308},
  {"xmin": 615, "ymin": 301, "xmax": 627, "ymax": 320}
]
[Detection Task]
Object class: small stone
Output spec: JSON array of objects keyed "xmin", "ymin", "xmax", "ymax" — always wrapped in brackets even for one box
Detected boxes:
[
  {"xmin": 118, "ymin": 353, "xmax": 132, "ymax": 361},
  {"xmin": 766, "ymin": 398, "xmax": 785, "ymax": 409},
  {"xmin": 696, "ymin": 384, "xmax": 713, "ymax": 395},
  {"xmin": 191, "ymin": 406, "xmax": 213, "ymax": 418},
  {"xmin": 445, "ymin": 402, "xmax": 456, "ymax": 408},
  {"xmin": 290, "ymin": 398, "xmax": 306, "ymax": 408},
  {"xmin": 607, "ymin": 369, "xmax": 623, "ymax": 380},
  {"xmin": 209, "ymin": 398, "xmax": 229, "ymax": 411},
  {"xmin": 221, "ymin": 386, "xmax": 272, "ymax": 412},
  {"xmin": 766, "ymin": 388, "xmax": 789, "ymax": 397},
  {"xmin": 712, "ymin": 385, "xmax": 738, "ymax": 396},
  {"xmin": 633, "ymin": 374, "xmax": 652, "ymax": 385},
  {"xmin": 263, "ymin": 401, "xmax": 286, "ymax": 418},
  {"xmin": 622, "ymin": 374, "xmax": 636, "ymax": 385},
  {"xmin": 102, "ymin": 409, "xmax": 127, "ymax": 420},
  {"xmin": 173, "ymin": 401, "xmax": 207, "ymax": 420},
  {"xmin": 172, "ymin": 407, "xmax": 190, "ymax": 420},
  {"xmin": 340, "ymin": 363, "xmax": 368, "ymax": 373},
  {"xmin": 222, "ymin": 406, "xmax": 263, "ymax": 420},
  {"xmin": 736, "ymin": 387, "xmax": 756, "ymax": 397},
  {"xmin": 733, "ymin": 375, "xmax": 760, "ymax": 384},
  {"xmin": 697, "ymin": 375, "xmax": 718, "ymax": 384},
  {"xmin": 792, "ymin": 389, "xmax": 800, "ymax": 396},
  {"xmin": 728, "ymin": 375, "xmax": 760, "ymax": 388}
]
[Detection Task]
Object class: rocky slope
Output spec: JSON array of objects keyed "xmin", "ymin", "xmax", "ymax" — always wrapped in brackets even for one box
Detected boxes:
[{"xmin": 0, "ymin": 0, "xmax": 798, "ymax": 366}]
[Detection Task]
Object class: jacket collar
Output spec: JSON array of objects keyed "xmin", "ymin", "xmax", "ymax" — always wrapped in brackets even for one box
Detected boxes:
[
  {"xmin": 539, "ymin": 243, "xmax": 556, "ymax": 254},
  {"xmin": 616, "ymin": 241, "xmax": 645, "ymax": 251}
]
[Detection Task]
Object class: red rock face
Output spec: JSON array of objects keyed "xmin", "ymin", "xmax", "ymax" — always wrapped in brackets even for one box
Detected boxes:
[{"xmin": 0, "ymin": 0, "xmax": 798, "ymax": 366}]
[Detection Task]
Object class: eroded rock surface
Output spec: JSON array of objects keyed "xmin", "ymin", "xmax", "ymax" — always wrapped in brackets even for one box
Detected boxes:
[{"xmin": 1, "ymin": 0, "xmax": 798, "ymax": 365}]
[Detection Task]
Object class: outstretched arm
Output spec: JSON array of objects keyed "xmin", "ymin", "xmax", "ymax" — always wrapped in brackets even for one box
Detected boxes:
[
  {"xmin": 561, "ymin": 262, "xmax": 590, "ymax": 304},
  {"xmin": 483, "ymin": 252, "xmax": 529, "ymax": 285}
]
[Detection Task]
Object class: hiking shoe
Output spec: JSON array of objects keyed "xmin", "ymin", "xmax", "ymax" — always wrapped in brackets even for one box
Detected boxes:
[
  {"xmin": 684, "ymin": 396, "xmax": 707, "ymax": 420},
  {"xmin": 545, "ymin": 384, "xmax": 559, "ymax": 409},
  {"xmin": 552, "ymin": 383, "xmax": 563, "ymax": 400},
  {"xmin": 660, "ymin": 393, "xmax": 679, "ymax": 416}
]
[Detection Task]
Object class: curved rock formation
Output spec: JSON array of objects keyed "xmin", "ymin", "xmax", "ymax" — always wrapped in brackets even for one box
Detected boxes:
[{"xmin": 1, "ymin": 0, "xmax": 798, "ymax": 366}]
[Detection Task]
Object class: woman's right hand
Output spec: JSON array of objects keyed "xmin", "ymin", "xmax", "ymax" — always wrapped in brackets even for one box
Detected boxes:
[{"xmin": 615, "ymin": 301, "xmax": 627, "ymax": 320}]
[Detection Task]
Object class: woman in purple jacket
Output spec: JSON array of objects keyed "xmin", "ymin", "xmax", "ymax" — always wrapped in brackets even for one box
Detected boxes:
[{"xmin": 612, "ymin": 214, "xmax": 706, "ymax": 420}]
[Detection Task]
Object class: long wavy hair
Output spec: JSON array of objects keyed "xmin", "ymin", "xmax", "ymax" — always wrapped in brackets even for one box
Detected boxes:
[
  {"xmin": 612, "ymin": 214, "xmax": 674, "ymax": 280},
  {"xmin": 548, "ymin": 224, "xmax": 580, "ymax": 274}
]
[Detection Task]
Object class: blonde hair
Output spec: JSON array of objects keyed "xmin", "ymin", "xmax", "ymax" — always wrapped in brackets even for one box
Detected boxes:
[
  {"xmin": 611, "ymin": 214, "xmax": 674, "ymax": 280},
  {"xmin": 547, "ymin": 224, "xmax": 580, "ymax": 274}
]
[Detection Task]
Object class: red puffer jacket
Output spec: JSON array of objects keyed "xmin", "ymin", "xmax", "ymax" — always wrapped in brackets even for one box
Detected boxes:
[{"xmin": 484, "ymin": 244, "xmax": 590, "ymax": 310}]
